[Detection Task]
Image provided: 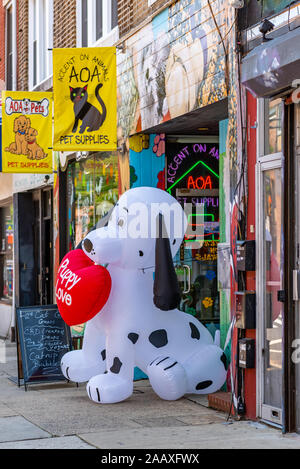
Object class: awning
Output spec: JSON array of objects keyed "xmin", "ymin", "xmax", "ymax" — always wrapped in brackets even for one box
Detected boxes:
[{"xmin": 241, "ymin": 27, "xmax": 300, "ymax": 98}]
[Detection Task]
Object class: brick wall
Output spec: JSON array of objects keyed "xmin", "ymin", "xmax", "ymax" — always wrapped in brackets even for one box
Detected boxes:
[
  {"xmin": 119, "ymin": 0, "xmax": 169, "ymax": 37},
  {"xmin": 0, "ymin": 2, "xmax": 5, "ymax": 89},
  {"xmin": 18, "ymin": 0, "xmax": 28, "ymax": 91},
  {"xmin": 53, "ymin": 0, "xmax": 77, "ymax": 48},
  {"xmin": 17, "ymin": 0, "xmax": 76, "ymax": 92}
]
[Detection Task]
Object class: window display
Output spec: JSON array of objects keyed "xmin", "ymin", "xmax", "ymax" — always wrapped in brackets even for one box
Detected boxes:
[
  {"xmin": 66, "ymin": 152, "xmax": 118, "ymax": 337},
  {"xmin": 67, "ymin": 152, "xmax": 118, "ymax": 251}
]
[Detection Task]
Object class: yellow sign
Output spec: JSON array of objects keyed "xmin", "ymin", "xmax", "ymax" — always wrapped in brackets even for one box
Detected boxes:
[
  {"xmin": 53, "ymin": 47, "xmax": 117, "ymax": 152},
  {"xmin": 1, "ymin": 91, "xmax": 53, "ymax": 173}
]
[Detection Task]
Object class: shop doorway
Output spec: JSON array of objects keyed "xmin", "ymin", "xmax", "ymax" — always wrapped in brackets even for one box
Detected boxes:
[
  {"xmin": 33, "ymin": 188, "xmax": 53, "ymax": 305},
  {"xmin": 294, "ymin": 103, "xmax": 300, "ymax": 432},
  {"xmin": 14, "ymin": 188, "xmax": 53, "ymax": 307},
  {"xmin": 166, "ymin": 136, "xmax": 220, "ymax": 335},
  {"xmin": 257, "ymin": 153, "xmax": 283, "ymax": 426}
]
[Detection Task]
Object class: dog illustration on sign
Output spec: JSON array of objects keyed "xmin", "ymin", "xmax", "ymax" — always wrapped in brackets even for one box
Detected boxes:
[
  {"xmin": 5, "ymin": 115, "xmax": 47, "ymax": 159},
  {"xmin": 26, "ymin": 127, "xmax": 48, "ymax": 160},
  {"xmin": 5, "ymin": 115, "xmax": 31, "ymax": 155}
]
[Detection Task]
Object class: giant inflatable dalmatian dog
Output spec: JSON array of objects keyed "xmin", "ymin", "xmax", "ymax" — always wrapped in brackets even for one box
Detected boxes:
[{"xmin": 59, "ymin": 187, "xmax": 227, "ymax": 404}]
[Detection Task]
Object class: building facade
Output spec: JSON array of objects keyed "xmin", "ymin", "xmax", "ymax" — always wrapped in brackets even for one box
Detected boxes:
[
  {"xmin": 2, "ymin": 0, "xmax": 239, "ymax": 396},
  {"xmin": 5, "ymin": 0, "xmax": 297, "ymax": 431}
]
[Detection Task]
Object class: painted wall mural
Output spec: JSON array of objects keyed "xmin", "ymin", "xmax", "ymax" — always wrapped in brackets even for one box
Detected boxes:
[
  {"xmin": 117, "ymin": 0, "xmax": 228, "ymax": 139},
  {"xmin": 129, "ymin": 134, "xmax": 165, "ymax": 189}
]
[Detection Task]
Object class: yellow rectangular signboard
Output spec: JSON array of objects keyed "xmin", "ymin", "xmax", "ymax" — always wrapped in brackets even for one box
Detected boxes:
[
  {"xmin": 1, "ymin": 91, "xmax": 53, "ymax": 173},
  {"xmin": 53, "ymin": 47, "xmax": 117, "ymax": 152}
]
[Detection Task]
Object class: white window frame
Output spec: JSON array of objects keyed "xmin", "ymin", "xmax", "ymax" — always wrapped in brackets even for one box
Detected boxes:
[
  {"xmin": 76, "ymin": 0, "xmax": 119, "ymax": 48},
  {"xmin": 28, "ymin": 0, "xmax": 53, "ymax": 91},
  {"xmin": 5, "ymin": 0, "xmax": 17, "ymax": 91},
  {"xmin": 256, "ymin": 97, "xmax": 284, "ymax": 426},
  {"xmin": 256, "ymin": 152, "xmax": 283, "ymax": 426}
]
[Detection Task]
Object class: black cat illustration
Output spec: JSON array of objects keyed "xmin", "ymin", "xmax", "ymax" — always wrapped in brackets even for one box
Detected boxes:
[{"xmin": 69, "ymin": 83, "xmax": 107, "ymax": 133}]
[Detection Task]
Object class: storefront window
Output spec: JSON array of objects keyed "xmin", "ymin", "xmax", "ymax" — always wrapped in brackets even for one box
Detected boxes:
[
  {"xmin": 0, "ymin": 204, "xmax": 13, "ymax": 302},
  {"xmin": 67, "ymin": 152, "xmax": 118, "ymax": 251},
  {"xmin": 265, "ymin": 98, "xmax": 283, "ymax": 155},
  {"xmin": 166, "ymin": 139, "xmax": 220, "ymax": 336}
]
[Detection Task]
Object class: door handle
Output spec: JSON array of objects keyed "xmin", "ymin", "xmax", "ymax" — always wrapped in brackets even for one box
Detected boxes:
[
  {"xmin": 182, "ymin": 264, "xmax": 191, "ymax": 294},
  {"xmin": 293, "ymin": 270, "xmax": 300, "ymax": 301}
]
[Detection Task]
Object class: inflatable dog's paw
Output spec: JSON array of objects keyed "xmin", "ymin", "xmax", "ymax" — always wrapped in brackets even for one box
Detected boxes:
[
  {"xmin": 61, "ymin": 350, "xmax": 105, "ymax": 383},
  {"xmin": 147, "ymin": 356, "xmax": 187, "ymax": 401},
  {"xmin": 86, "ymin": 373, "xmax": 133, "ymax": 404},
  {"xmin": 183, "ymin": 345, "xmax": 228, "ymax": 395}
]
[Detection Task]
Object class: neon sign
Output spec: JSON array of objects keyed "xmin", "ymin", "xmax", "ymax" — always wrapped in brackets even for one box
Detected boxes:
[
  {"xmin": 167, "ymin": 160, "xmax": 219, "ymax": 194},
  {"xmin": 167, "ymin": 146, "xmax": 190, "ymax": 183},
  {"xmin": 187, "ymin": 175, "xmax": 213, "ymax": 190},
  {"xmin": 176, "ymin": 196, "xmax": 219, "ymax": 208},
  {"xmin": 185, "ymin": 213, "xmax": 219, "ymax": 241}
]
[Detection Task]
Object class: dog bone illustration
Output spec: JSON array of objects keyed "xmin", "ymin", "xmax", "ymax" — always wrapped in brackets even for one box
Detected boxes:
[
  {"xmin": 5, "ymin": 97, "xmax": 50, "ymax": 117},
  {"xmin": 39, "ymin": 98, "xmax": 50, "ymax": 117}
]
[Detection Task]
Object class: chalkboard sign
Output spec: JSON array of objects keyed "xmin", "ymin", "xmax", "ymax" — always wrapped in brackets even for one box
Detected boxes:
[{"xmin": 16, "ymin": 305, "xmax": 72, "ymax": 387}]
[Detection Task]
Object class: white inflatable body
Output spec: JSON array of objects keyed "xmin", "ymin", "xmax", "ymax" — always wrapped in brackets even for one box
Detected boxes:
[{"xmin": 61, "ymin": 187, "xmax": 227, "ymax": 403}]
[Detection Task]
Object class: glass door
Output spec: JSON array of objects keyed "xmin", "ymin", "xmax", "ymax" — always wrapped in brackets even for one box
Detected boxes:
[
  {"xmin": 257, "ymin": 156, "xmax": 283, "ymax": 425},
  {"xmin": 32, "ymin": 188, "xmax": 53, "ymax": 305},
  {"xmin": 41, "ymin": 189, "xmax": 53, "ymax": 305}
]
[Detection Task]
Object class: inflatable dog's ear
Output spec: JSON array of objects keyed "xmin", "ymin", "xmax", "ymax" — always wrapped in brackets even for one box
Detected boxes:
[{"xmin": 153, "ymin": 213, "xmax": 181, "ymax": 311}]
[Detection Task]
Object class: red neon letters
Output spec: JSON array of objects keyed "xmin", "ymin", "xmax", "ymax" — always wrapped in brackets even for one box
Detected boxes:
[{"xmin": 187, "ymin": 175, "xmax": 213, "ymax": 190}]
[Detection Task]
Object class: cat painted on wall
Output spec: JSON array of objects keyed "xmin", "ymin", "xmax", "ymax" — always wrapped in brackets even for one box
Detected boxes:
[{"xmin": 70, "ymin": 83, "xmax": 107, "ymax": 134}]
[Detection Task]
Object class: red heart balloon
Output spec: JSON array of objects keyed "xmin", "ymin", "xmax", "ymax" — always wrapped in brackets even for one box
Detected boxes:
[{"xmin": 56, "ymin": 249, "xmax": 111, "ymax": 326}]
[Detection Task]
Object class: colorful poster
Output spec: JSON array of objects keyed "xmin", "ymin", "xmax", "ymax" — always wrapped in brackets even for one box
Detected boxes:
[
  {"xmin": 53, "ymin": 47, "xmax": 117, "ymax": 152},
  {"xmin": 1, "ymin": 91, "xmax": 53, "ymax": 173}
]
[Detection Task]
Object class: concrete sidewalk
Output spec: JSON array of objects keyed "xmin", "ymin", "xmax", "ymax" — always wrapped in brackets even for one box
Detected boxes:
[{"xmin": 1, "ymin": 341, "xmax": 300, "ymax": 449}]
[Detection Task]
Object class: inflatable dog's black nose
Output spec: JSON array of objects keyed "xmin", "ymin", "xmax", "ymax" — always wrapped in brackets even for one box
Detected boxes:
[{"xmin": 83, "ymin": 238, "xmax": 93, "ymax": 253}]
